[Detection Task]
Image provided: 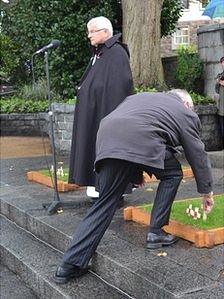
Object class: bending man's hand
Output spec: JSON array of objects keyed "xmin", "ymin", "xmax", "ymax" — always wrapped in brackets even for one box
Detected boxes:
[{"xmin": 202, "ymin": 192, "xmax": 214, "ymax": 214}]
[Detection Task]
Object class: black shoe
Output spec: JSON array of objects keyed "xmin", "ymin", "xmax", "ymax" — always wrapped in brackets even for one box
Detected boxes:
[
  {"xmin": 146, "ymin": 231, "xmax": 178, "ymax": 249},
  {"xmin": 53, "ymin": 265, "xmax": 88, "ymax": 284}
]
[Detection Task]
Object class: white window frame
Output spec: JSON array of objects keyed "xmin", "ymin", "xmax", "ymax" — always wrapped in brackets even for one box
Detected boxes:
[{"xmin": 172, "ymin": 27, "xmax": 190, "ymax": 50}]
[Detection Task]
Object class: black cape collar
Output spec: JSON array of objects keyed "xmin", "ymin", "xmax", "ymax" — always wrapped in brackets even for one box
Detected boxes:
[{"xmin": 104, "ymin": 33, "xmax": 122, "ymax": 48}]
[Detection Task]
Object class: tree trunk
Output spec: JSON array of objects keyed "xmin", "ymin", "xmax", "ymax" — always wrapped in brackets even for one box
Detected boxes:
[{"xmin": 122, "ymin": 0, "xmax": 164, "ymax": 88}]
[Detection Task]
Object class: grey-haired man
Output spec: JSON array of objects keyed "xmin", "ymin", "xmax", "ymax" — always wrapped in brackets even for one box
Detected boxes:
[{"xmin": 54, "ymin": 89, "xmax": 214, "ymax": 284}]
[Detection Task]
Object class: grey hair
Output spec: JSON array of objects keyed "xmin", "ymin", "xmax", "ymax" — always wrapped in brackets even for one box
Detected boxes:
[
  {"xmin": 87, "ymin": 16, "xmax": 113, "ymax": 36},
  {"xmin": 168, "ymin": 89, "xmax": 194, "ymax": 109}
]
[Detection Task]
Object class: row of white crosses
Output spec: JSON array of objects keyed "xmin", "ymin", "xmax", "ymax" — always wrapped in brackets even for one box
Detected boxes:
[
  {"xmin": 186, "ymin": 204, "xmax": 207, "ymax": 221},
  {"xmin": 50, "ymin": 162, "xmax": 64, "ymax": 177}
]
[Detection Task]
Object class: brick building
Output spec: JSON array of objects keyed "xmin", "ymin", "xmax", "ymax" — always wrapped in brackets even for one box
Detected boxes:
[{"xmin": 160, "ymin": 0, "xmax": 222, "ymax": 57}]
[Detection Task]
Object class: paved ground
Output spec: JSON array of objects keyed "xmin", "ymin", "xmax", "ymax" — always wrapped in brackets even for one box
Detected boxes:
[
  {"xmin": 0, "ymin": 136, "xmax": 51, "ymax": 159},
  {"xmin": 0, "ymin": 264, "xmax": 38, "ymax": 299}
]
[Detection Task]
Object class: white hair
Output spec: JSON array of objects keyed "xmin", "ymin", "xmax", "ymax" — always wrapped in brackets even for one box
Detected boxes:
[
  {"xmin": 168, "ymin": 89, "xmax": 194, "ymax": 110},
  {"xmin": 87, "ymin": 16, "xmax": 113, "ymax": 36}
]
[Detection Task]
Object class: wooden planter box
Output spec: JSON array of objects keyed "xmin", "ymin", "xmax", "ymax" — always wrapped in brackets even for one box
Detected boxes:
[
  {"xmin": 27, "ymin": 171, "xmax": 83, "ymax": 192},
  {"xmin": 143, "ymin": 167, "xmax": 193, "ymax": 183},
  {"xmin": 124, "ymin": 205, "xmax": 224, "ymax": 248}
]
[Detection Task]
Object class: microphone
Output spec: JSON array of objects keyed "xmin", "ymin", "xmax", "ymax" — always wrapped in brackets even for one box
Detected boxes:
[{"xmin": 34, "ymin": 40, "xmax": 61, "ymax": 55}]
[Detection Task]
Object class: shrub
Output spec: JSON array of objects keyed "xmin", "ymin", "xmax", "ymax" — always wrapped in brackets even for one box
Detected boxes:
[
  {"xmin": 18, "ymin": 79, "xmax": 47, "ymax": 101},
  {"xmin": 0, "ymin": 33, "xmax": 20, "ymax": 83},
  {"xmin": 0, "ymin": 98, "xmax": 49, "ymax": 113},
  {"xmin": 135, "ymin": 87, "xmax": 214, "ymax": 105},
  {"xmin": 176, "ymin": 45, "xmax": 203, "ymax": 92},
  {"xmin": 190, "ymin": 92, "xmax": 214, "ymax": 105},
  {"xmin": 135, "ymin": 86, "xmax": 158, "ymax": 93},
  {"xmin": 161, "ymin": 0, "xmax": 183, "ymax": 37},
  {"xmin": 0, "ymin": 97, "xmax": 76, "ymax": 113}
]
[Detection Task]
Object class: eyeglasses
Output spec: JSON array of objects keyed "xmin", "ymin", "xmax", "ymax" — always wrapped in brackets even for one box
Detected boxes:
[{"xmin": 87, "ymin": 28, "xmax": 107, "ymax": 35}]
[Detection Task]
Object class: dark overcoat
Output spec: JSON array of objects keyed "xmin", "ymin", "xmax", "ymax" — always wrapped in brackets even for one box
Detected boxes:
[
  {"xmin": 69, "ymin": 34, "xmax": 133, "ymax": 185},
  {"xmin": 95, "ymin": 92, "xmax": 213, "ymax": 194}
]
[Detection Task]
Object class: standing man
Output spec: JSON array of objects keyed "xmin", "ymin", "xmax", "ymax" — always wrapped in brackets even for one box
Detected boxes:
[
  {"xmin": 54, "ymin": 89, "xmax": 214, "ymax": 284},
  {"xmin": 215, "ymin": 56, "xmax": 224, "ymax": 146},
  {"xmin": 69, "ymin": 16, "xmax": 134, "ymax": 198}
]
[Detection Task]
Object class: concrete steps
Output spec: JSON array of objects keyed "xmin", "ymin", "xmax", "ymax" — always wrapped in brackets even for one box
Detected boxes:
[
  {"xmin": 0, "ymin": 215, "xmax": 129, "ymax": 299},
  {"xmin": 1, "ymin": 264, "xmax": 39, "ymax": 299},
  {"xmin": 1, "ymin": 188, "xmax": 223, "ymax": 299}
]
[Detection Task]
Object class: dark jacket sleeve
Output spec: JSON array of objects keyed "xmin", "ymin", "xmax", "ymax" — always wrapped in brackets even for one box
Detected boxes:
[{"xmin": 180, "ymin": 114, "xmax": 213, "ymax": 194}]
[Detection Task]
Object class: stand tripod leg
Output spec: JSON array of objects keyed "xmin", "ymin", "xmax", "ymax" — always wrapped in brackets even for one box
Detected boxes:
[{"xmin": 41, "ymin": 51, "xmax": 91, "ymax": 215}]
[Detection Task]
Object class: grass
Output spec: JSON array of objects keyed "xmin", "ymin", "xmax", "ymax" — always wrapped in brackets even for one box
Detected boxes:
[
  {"xmin": 39, "ymin": 168, "xmax": 69, "ymax": 182},
  {"xmin": 141, "ymin": 194, "xmax": 224, "ymax": 230}
]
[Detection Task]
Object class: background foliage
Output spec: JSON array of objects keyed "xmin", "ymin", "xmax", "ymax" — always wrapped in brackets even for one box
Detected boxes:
[
  {"xmin": 1, "ymin": 0, "xmax": 121, "ymax": 98},
  {"xmin": 0, "ymin": 33, "xmax": 20, "ymax": 83},
  {"xmin": 1, "ymin": 0, "xmax": 182, "ymax": 98},
  {"xmin": 161, "ymin": 0, "xmax": 183, "ymax": 37},
  {"xmin": 176, "ymin": 45, "xmax": 204, "ymax": 91}
]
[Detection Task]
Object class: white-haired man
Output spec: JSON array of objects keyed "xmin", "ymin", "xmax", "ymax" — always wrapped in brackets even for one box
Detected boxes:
[
  {"xmin": 69, "ymin": 16, "xmax": 134, "ymax": 198},
  {"xmin": 54, "ymin": 90, "xmax": 214, "ymax": 284}
]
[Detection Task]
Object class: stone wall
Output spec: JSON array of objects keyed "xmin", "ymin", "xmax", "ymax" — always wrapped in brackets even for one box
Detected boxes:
[
  {"xmin": 1, "ymin": 103, "xmax": 222, "ymax": 153},
  {"xmin": 0, "ymin": 113, "xmax": 49, "ymax": 136},
  {"xmin": 197, "ymin": 23, "xmax": 224, "ymax": 99},
  {"xmin": 51, "ymin": 103, "xmax": 75, "ymax": 154},
  {"xmin": 195, "ymin": 104, "xmax": 222, "ymax": 151}
]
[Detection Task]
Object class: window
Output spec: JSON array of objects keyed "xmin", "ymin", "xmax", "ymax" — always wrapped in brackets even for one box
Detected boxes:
[
  {"xmin": 172, "ymin": 27, "xmax": 190, "ymax": 49},
  {"xmin": 182, "ymin": 0, "xmax": 189, "ymax": 9}
]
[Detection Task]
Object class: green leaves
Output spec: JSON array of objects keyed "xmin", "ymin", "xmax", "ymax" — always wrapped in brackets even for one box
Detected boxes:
[
  {"xmin": 1, "ymin": 0, "xmax": 121, "ymax": 98},
  {"xmin": 190, "ymin": 92, "xmax": 214, "ymax": 105},
  {"xmin": 161, "ymin": 0, "xmax": 183, "ymax": 37},
  {"xmin": 0, "ymin": 97, "xmax": 76, "ymax": 113},
  {"xmin": 0, "ymin": 98, "xmax": 49, "ymax": 113},
  {"xmin": 176, "ymin": 45, "xmax": 203, "ymax": 92}
]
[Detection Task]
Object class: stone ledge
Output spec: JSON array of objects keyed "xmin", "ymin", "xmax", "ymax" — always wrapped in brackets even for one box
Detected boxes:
[
  {"xmin": 197, "ymin": 23, "xmax": 224, "ymax": 34},
  {"xmin": 194, "ymin": 104, "xmax": 217, "ymax": 115}
]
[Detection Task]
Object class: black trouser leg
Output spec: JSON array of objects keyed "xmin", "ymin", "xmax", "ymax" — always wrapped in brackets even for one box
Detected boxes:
[
  {"xmin": 146, "ymin": 152, "xmax": 183, "ymax": 234},
  {"xmin": 61, "ymin": 159, "xmax": 135, "ymax": 268}
]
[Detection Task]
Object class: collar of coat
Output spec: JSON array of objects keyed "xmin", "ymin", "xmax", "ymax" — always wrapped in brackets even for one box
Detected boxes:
[
  {"xmin": 104, "ymin": 33, "xmax": 122, "ymax": 48},
  {"xmin": 93, "ymin": 33, "xmax": 130, "ymax": 57}
]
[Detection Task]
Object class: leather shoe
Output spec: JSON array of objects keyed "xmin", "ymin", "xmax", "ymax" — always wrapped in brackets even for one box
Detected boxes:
[
  {"xmin": 53, "ymin": 265, "xmax": 88, "ymax": 284},
  {"xmin": 146, "ymin": 231, "xmax": 178, "ymax": 249}
]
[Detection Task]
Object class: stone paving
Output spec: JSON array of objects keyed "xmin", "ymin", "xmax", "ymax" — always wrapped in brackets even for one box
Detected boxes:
[
  {"xmin": 1, "ymin": 265, "xmax": 38, "ymax": 299},
  {"xmin": 0, "ymin": 137, "xmax": 224, "ymax": 298}
]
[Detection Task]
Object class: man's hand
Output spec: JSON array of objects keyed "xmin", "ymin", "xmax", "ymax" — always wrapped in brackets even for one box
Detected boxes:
[{"xmin": 202, "ymin": 192, "xmax": 214, "ymax": 214}]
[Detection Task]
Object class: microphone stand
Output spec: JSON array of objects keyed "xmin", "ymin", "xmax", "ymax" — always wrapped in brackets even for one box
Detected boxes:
[{"xmin": 41, "ymin": 51, "xmax": 88, "ymax": 215}]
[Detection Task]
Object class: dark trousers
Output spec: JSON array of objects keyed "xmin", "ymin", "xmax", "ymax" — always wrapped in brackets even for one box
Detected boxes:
[{"xmin": 62, "ymin": 152, "xmax": 183, "ymax": 268}]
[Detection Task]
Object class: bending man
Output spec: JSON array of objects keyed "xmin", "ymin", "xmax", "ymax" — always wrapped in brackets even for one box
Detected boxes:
[{"xmin": 54, "ymin": 89, "xmax": 214, "ymax": 284}]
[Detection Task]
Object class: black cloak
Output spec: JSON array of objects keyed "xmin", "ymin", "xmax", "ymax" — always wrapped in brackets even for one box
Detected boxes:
[{"xmin": 68, "ymin": 33, "xmax": 134, "ymax": 185}]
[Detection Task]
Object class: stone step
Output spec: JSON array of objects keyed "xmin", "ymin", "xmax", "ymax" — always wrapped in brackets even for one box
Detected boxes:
[
  {"xmin": 2, "ymin": 192, "xmax": 223, "ymax": 298},
  {"xmin": 0, "ymin": 216, "xmax": 130, "ymax": 299},
  {"xmin": 1, "ymin": 264, "xmax": 39, "ymax": 299}
]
